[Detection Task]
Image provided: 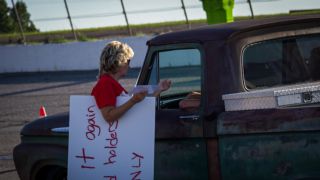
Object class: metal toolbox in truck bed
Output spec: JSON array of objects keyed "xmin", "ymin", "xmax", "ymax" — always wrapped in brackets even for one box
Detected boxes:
[{"xmin": 222, "ymin": 82, "xmax": 320, "ymax": 111}]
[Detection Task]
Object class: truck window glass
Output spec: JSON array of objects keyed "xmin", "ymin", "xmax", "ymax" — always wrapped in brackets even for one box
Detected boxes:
[
  {"xmin": 148, "ymin": 48, "xmax": 202, "ymax": 110},
  {"xmin": 243, "ymin": 34, "xmax": 320, "ymax": 89}
]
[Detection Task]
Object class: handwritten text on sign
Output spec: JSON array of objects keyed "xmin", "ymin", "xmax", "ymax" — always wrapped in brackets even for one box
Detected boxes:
[{"xmin": 68, "ymin": 95, "xmax": 155, "ymax": 180}]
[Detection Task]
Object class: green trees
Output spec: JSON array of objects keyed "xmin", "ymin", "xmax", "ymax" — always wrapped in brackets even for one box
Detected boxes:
[
  {"xmin": 10, "ymin": 1, "xmax": 38, "ymax": 32},
  {"xmin": 0, "ymin": 0, "xmax": 13, "ymax": 33},
  {"xmin": 0, "ymin": 0, "xmax": 38, "ymax": 33}
]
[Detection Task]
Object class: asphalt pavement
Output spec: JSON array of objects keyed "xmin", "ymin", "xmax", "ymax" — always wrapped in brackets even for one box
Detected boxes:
[{"xmin": 0, "ymin": 68, "xmax": 140, "ymax": 179}]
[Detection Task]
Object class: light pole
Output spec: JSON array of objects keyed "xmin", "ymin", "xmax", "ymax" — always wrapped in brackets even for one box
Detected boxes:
[
  {"xmin": 247, "ymin": 0, "xmax": 254, "ymax": 19},
  {"xmin": 11, "ymin": 0, "xmax": 26, "ymax": 44},
  {"xmin": 181, "ymin": 0, "xmax": 191, "ymax": 29},
  {"xmin": 63, "ymin": 0, "xmax": 77, "ymax": 41},
  {"xmin": 120, "ymin": 0, "xmax": 132, "ymax": 36}
]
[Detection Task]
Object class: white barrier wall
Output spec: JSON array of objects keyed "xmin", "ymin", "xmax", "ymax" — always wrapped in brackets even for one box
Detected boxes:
[{"xmin": 0, "ymin": 36, "xmax": 151, "ymax": 73}]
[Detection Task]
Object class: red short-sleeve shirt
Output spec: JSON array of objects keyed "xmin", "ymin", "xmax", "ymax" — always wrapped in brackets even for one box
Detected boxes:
[{"xmin": 91, "ymin": 74, "xmax": 126, "ymax": 109}]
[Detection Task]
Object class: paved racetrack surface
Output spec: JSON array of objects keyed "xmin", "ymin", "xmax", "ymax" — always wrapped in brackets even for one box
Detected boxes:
[{"xmin": 0, "ymin": 68, "xmax": 140, "ymax": 179}]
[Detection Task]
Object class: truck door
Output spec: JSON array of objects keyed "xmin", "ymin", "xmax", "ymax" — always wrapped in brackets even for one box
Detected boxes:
[{"xmin": 139, "ymin": 44, "xmax": 208, "ymax": 179}]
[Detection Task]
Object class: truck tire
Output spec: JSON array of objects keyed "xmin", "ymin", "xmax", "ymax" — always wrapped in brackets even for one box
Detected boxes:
[{"xmin": 35, "ymin": 166, "xmax": 67, "ymax": 180}]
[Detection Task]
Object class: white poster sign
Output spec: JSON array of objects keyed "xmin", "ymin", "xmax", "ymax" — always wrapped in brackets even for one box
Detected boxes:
[{"xmin": 68, "ymin": 95, "xmax": 155, "ymax": 180}]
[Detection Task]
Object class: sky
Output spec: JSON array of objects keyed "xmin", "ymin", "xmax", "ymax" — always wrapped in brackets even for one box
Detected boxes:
[{"xmin": 5, "ymin": 0, "xmax": 320, "ymax": 32}]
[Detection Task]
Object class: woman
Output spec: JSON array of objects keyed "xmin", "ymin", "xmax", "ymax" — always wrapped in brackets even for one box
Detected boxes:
[{"xmin": 91, "ymin": 41, "xmax": 171, "ymax": 122}]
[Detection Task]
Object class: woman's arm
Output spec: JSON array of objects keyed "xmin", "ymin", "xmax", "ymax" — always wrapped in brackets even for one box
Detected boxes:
[
  {"xmin": 100, "ymin": 91, "xmax": 147, "ymax": 122},
  {"xmin": 153, "ymin": 79, "xmax": 172, "ymax": 97},
  {"xmin": 101, "ymin": 79, "xmax": 171, "ymax": 122}
]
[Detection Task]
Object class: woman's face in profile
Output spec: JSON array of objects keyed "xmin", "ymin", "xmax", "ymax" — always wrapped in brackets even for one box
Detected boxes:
[{"xmin": 117, "ymin": 61, "xmax": 130, "ymax": 78}]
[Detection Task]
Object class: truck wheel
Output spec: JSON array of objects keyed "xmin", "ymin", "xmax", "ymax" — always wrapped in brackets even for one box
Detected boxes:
[
  {"xmin": 35, "ymin": 166, "xmax": 67, "ymax": 180},
  {"xmin": 46, "ymin": 166, "xmax": 67, "ymax": 180}
]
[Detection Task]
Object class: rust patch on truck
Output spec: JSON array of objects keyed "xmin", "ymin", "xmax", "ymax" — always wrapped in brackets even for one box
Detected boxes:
[
  {"xmin": 218, "ymin": 107, "xmax": 320, "ymax": 135},
  {"xmin": 207, "ymin": 138, "xmax": 221, "ymax": 180}
]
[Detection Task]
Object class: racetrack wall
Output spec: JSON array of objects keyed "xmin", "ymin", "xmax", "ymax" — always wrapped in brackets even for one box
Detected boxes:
[{"xmin": 0, "ymin": 36, "xmax": 151, "ymax": 73}]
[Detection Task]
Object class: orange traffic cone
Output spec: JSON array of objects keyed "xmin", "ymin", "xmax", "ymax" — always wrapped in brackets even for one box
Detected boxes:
[{"xmin": 39, "ymin": 106, "xmax": 47, "ymax": 118}]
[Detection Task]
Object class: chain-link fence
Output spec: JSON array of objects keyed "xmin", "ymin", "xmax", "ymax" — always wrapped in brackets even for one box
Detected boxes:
[
  {"xmin": 9, "ymin": 0, "xmax": 312, "ymax": 44},
  {"xmin": 9, "ymin": 0, "xmax": 207, "ymax": 43}
]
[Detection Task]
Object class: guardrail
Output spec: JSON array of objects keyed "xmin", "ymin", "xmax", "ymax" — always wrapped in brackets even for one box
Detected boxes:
[{"xmin": 0, "ymin": 36, "xmax": 150, "ymax": 73}]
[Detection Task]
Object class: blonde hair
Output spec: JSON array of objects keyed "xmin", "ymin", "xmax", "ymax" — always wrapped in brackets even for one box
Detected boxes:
[{"xmin": 99, "ymin": 41, "xmax": 134, "ymax": 76}]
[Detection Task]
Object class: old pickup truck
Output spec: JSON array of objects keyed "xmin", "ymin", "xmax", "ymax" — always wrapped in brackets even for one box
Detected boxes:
[{"xmin": 14, "ymin": 14, "xmax": 320, "ymax": 180}]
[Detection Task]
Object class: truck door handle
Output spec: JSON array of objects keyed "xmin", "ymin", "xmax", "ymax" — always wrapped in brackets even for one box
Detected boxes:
[{"xmin": 179, "ymin": 115, "xmax": 199, "ymax": 121}]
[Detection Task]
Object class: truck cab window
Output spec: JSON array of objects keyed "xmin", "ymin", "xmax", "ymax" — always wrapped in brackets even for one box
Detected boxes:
[
  {"xmin": 148, "ymin": 48, "xmax": 202, "ymax": 111},
  {"xmin": 243, "ymin": 34, "xmax": 320, "ymax": 89}
]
